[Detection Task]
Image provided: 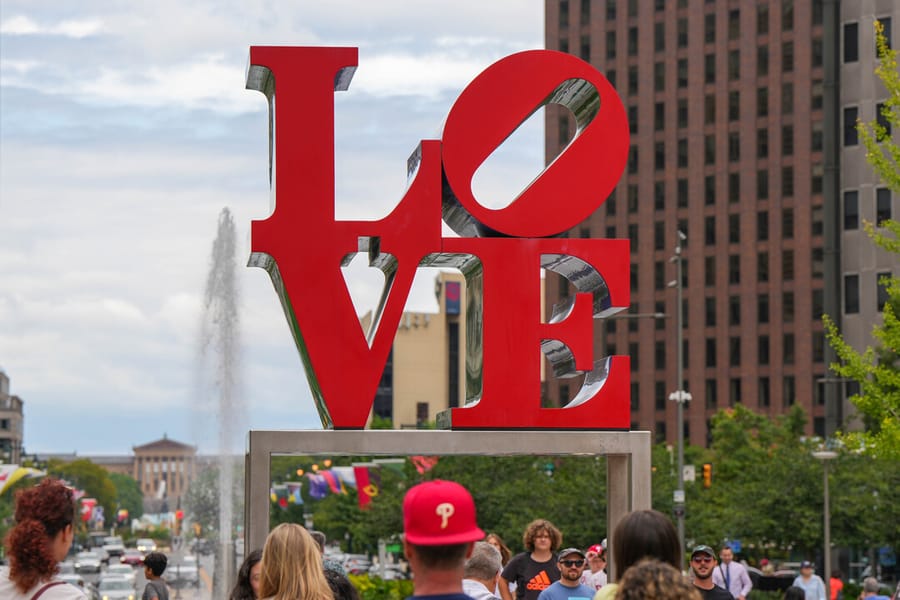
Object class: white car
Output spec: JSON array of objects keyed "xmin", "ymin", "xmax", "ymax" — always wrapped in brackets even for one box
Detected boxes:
[
  {"xmin": 135, "ymin": 538, "xmax": 156, "ymax": 553},
  {"xmin": 97, "ymin": 576, "xmax": 135, "ymax": 600},
  {"xmin": 75, "ymin": 551, "xmax": 102, "ymax": 574},
  {"xmin": 171, "ymin": 555, "xmax": 200, "ymax": 587},
  {"xmin": 105, "ymin": 563, "xmax": 136, "ymax": 586}
]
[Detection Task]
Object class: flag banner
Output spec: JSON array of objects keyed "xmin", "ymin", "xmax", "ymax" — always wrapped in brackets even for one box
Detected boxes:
[
  {"xmin": 80, "ymin": 498, "xmax": 97, "ymax": 522},
  {"xmin": 286, "ymin": 482, "xmax": 303, "ymax": 504},
  {"xmin": 320, "ymin": 470, "xmax": 346, "ymax": 494},
  {"xmin": 410, "ymin": 456, "xmax": 439, "ymax": 474},
  {"xmin": 353, "ymin": 463, "xmax": 382, "ymax": 510},
  {"xmin": 306, "ymin": 473, "xmax": 329, "ymax": 499},
  {"xmin": 271, "ymin": 484, "xmax": 289, "ymax": 509},
  {"xmin": 331, "ymin": 466, "xmax": 357, "ymax": 489}
]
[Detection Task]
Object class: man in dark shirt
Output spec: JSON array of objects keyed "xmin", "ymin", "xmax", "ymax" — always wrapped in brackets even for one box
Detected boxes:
[
  {"xmin": 402, "ymin": 480, "xmax": 486, "ymax": 600},
  {"xmin": 689, "ymin": 545, "xmax": 733, "ymax": 600}
]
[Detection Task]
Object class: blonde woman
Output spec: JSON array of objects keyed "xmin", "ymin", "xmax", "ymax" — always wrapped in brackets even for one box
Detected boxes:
[{"xmin": 259, "ymin": 524, "xmax": 334, "ymax": 600}]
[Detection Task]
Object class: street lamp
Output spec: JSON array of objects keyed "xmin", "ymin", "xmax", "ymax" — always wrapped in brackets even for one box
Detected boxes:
[
  {"xmin": 668, "ymin": 230, "xmax": 690, "ymax": 564},
  {"xmin": 812, "ymin": 449, "xmax": 838, "ymax": 597}
]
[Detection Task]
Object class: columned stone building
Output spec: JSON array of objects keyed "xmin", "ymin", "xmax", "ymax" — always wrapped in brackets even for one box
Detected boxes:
[{"xmin": 131, "ymin": 436, "xmax": 198, "ymax": 512}]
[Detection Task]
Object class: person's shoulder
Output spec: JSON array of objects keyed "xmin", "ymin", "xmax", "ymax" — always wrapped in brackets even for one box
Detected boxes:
[
  {"xmin": 593, "ymin": 583, "xmax": 617, "ymax": 600},
  {"xmin": 42, "ymin": 581, "xmax": 88, "ymax": 600}
]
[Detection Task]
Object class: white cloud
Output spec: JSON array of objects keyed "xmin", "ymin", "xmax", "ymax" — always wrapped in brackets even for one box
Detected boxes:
[{"xmin": 0, "ymin": 15, "xmax": 104, "ymax": 38}]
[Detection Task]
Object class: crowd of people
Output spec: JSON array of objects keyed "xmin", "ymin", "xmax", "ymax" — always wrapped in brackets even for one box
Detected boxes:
[{"xmin": 3, "ymin": 477, "xmax": 898, "ymax": 600}]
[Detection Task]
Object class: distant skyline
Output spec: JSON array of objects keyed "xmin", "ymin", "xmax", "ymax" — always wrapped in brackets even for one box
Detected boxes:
[{"xmin": 0, "ymin": 2, "xmax": 544, "ymax": 455}]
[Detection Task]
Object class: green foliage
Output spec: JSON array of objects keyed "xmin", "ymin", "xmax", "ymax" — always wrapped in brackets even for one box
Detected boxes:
[
  {"xmin": 109, "ymin": 472, "xmax": 144, "ymax": 524},
  {"xmin": 49, "ymin": 458, "xmax": 117, "ymax": 534},
  {"xmin": 347, "ymin": 574, "xmax": 413, "ymax": 600},
  {"xmin": 182, "ymin": 461, "xmax": 245, "ymax": 540},
  {"xmin": 857, "ymin": 20, "xmax": 900, "ymax": 193}
]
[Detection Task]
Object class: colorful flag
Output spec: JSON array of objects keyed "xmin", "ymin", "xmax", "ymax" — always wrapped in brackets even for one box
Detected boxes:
[
  {"xmin": 306, "ymin": 473, "xmax": 329, "ymax": 499},
  {"xmin": 80, "ymin": 498, "xmax": 97, "ymax": 522},
  {"xmin": 271, "ymin": 485, "xmax": 289, "ymax": 510},
  {"xmin": 320, "ymin": 470, "xmax": 346, "ymax": 495},
  {"xmin": 332, "ymin": 466, "xmax": 357, "ymax": 489},
  {"xmin": 286, "ymin": 482, "xmax": 303, "ymax": 504},
  {"xmin": 353, "ymin": 464, "xmax": 380, "ymax": 510},
  {"xmin": 410, "ymin": 456, "xmax": 439, "ymax": 474}
]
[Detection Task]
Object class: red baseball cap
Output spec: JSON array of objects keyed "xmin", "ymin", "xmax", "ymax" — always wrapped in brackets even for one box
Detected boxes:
[{"xmin": 403, "ymin": 480, "xmax": 484, "ymax": 546}]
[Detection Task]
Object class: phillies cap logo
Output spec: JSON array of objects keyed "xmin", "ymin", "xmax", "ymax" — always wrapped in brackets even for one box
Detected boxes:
[{"xmin": 436, "ymin": 502, "xmax": 455, "ymax": 528}]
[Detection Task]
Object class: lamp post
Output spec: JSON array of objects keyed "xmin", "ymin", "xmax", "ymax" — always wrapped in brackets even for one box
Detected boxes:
[
  {"xmin": 668, "ymin": 230, "xmax": 690, "ymax": 564},
  {"xmin": 812, "ymin": 449, "xmax": 838, "ymax": 597}
]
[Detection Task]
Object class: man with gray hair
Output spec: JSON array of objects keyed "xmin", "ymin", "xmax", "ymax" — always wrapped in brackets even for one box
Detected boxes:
[
  {"xmin": 463, "ymin": 542, "xmax": 503, "ymax": 600},
  {"xmin": 860, "ymin": 577, "xmax": 890, "ymax": 600}
]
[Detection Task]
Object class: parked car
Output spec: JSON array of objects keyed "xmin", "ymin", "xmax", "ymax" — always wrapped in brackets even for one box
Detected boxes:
[
  {"xmin": 120, "ymin": 549, "xmax": 144, "ymax": 566},
  {"xmin": 135, "ymin": 538, "xmax": 156, "ymax": 553},
  {"xmin": 102, "ymin": 536, "xmax": 126, "ymax": 562},
  {"xmin": 74, "ymin": 551, "xmax": 103, "ymax": 574}
]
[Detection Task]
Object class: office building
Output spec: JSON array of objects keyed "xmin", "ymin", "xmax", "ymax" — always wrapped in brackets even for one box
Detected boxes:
[{"xmin": 544, "ymin": 0, "xmax": 897, "ymax": 445}]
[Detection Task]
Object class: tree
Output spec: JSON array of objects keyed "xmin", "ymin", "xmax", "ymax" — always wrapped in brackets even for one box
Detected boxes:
[
  {"xmin": 182, "ymin": 461, "xmax": 244, "ymax": 541},
  {"xmin": 109, "ymin": 472, "xmax": 144, "ymax": 526},
  {"xmin": 824, "ymin": 20, "xmax": 900, "ymax": 460},
  {"xmin": 49, "ymin": 459, "xmax": 117, "ymax": 533}
]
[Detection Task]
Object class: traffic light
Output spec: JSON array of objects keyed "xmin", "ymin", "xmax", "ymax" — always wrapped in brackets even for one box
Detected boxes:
[{"xmin": 702, "ymin": 463, "xmax": 712, "ymax": 488}]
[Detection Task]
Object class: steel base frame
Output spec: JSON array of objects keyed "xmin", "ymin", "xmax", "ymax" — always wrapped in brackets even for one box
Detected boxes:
[{"xmin": 245, "ymin": 429, "xmax": 651, "ymax": 581}]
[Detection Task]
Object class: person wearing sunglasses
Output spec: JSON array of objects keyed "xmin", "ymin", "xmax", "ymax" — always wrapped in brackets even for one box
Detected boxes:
[
  {"xmin": 536, "ymin": 549, "xmax": 594, "ymax": 600},
  {"xmin": 690, "ymin": 546, "xmax": 733, "ymax": 600}
]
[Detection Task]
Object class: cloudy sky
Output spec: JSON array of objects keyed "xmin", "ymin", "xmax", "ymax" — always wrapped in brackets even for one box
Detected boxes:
[{"xmin": 0, "ymin": 2, "xmax": 545, "ymax": 455}]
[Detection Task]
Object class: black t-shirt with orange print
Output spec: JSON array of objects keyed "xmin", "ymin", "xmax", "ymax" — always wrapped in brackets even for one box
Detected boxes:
[{"xmin": 502, "ymin": 552, "xmax": 561, "ymax": 600}]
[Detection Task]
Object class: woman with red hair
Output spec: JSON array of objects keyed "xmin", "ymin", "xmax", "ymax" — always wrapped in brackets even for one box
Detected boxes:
[{"xmin": 0, "ymin": 478, "xmax": 85, "ymax": 599}]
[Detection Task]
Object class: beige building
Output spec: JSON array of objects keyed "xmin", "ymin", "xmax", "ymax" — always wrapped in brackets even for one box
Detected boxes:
[
  {"xmin": 362, "ymin": 272, "xmax": 468, "ymax": 428},
  {"xmin": 0, "ymin": 370, "xmax": 24, "ymax": 464},
  {"xmin": 132, "ymin": 436, "xmax": 198, "ymax": 511}
]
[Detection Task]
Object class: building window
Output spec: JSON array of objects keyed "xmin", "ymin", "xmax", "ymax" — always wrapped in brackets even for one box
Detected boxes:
[
  {"xmin": 845, "ymin": 274, "xmax": 859, "ymax": 313},
  {"xmin": 758, "ymin": 45, "xmax": 769, "ymax": 76},
  {"xmin": 876, "ymin": 17, "xmax": 893, "ymax": 57},
  {"xmin": 677, "ymin": 18, "xmax": 688, "ymax": 47},
  {"xmin": 729, "ymin": 254, "xmax": 740, "ymax": 284},
  {"xmin": 580, "ymin": 35, "xmax": 590, "ymax": 61},
  {"xmin": 757, "ymin": 128, "xmax": 769, "ymax": 158},
  {"xmin": 705, "ymin": 297, "xmax": 716, "ymax": 326},
  {"xmin": 705, "ymin": 94, "xmax": 716, "ymax": 124},
  {"xmin": 759, "ymin": 377, "xmax": 771, "ymax": 408},
  {"xmin": 782, "ymin": 0, "xmax": 793, "ymax": 30},
  {"xmin": 758, "ymin": 210, "xmax": 769, "ymax": 241},
  {"xmin": 677, "ymin": 178, "xmax": 688, "ymax": 207},
  {"xmin": 728, "ymin": 50, "xmax": 740, "ymax": 80},
  {"xmin": 706, "ymin": 338, "xmax": 717, "ymax": 367},
  {"xmin": 677, "ymin": 139, "xmax": 688, "ymax": 168},
  {"xmin": 705, "ymin": 379, "xmax": 718, "ymax": 409},
  {"xmin": 756, "ymin": 335, "xmax": 769, "ymax": 365},
  {"xmin": 705, "ymin": 13, "xmax": 715, "ymax": 44},
  {"xmin": 729, "ymin": 295, "xmax": 741, "ymax": 325},
  {"xmin": 728, "ymin": 9, "xmax": 740, "ymax": 40},
  {"xmin": 655, "ymin": 21, "xmax": 665, "ymax": 53},
  {"xmin": 654, "ymin": 181, "xmax": 665, "ymax": 211},
  {"xmin": 757, "ymin": 4, "xmax": 769, "ymax": 34},
  {"xmin": 784, "ymin": 376, "xmax": 796, "ymax": 407},
  {"xmin": 655, "ymin": 141, "xmax": 665, "ymax": 170},
  {"xmin": 729, "ymin": 378, "xmax": 742, "ymax": 406},
  {"xmin": 843, "ymin": 190, "xmax": 859, "ymax": 229},
  {"xmin": 655, "ymin": 102, "xmax": 665, "ymax": 131},
  {"xmin": 705, "ymin": 175, "xmax": 716, "ymax": 205},
  {"xmin": 677, "ymin": 98, "xmax": 688, "ymax": 128},
  {"xmin": 706, "ymin": 134, "xmax": 718, "ymax": 165},
  {"xmin": 704, "ymin": 216, "xmax": 716, "ymax": 246},
  {"xmin": 812, "ymin": 121, "xmax": 824, "ymax": 152},
  {"xmin": 628, "ymin": 0, "xmax": 637, "ymax": 17},
  {"xmin": 812, "ymin": 37, "xmax": 823, "ymax": 68},
  {"xmin": 782, "ymin": 166, "xmax": 794, "ymax": 197},
  {"xmin": 655, "ymin": 341, "xmax": 666, "ymax": 370},
  {"xmin": 729, "ymin": 90, "xmax": 740, "ymax": 120},
  {"xmin": 629, "ymin": 342, "xmax": 639, "ymax": 371},
  {"xmin": 758, "ymin": 251, "xmax": 769, "ymax": 282},
  {"xmin": 654, "ymin": 382, "xmax": 665, "ymax": 411},
  {"xmin": 628, "ymin": 66, "xmax": 638, "ymax": 95},
  {"xmin": 782, "ymin": 82, "xmax": 793, "ymax": 114},
  {"xmin": 606, "ymin": 30, "xmax": 617, "ymax": 60},
  {"xmin": 758, "ymin": 170, "xmax": 769, "ymax": 200},
  {"xmin": 813, "ymin": 332, "xmax": 825, "ymax": 363},
  {"xmin": 782, "ymin": 125, "xmax": 794, "ymax": 155},
  {"xmin": 678, "ymin": 58, "xmax": 688, "ymax": 88},
  {"xmin": 655, "ymin": 61, "xmax": 665, "ymax": 91},
  {"xmin": 813, "ymin": 247, "xmax": 824, "ymax": 279},
  {"xmin": 728, "ymin": 213, "xmax": 740, "ymax": 244},
  {"xmin": 758, "ymin": 87, "xmax": 768, "ymax": 117},
  {"xmin": 628, "ymin": 145, "xmax": 638, "ymax": 173},
  {"xmin": 783, "ymin": 249, "xmax": 794, "ymax": 280},
  {"xmin": 580, "ymin": 0, "xmax": 590, "ymax": 24},
  {"xmin": 606, "ymin": 0, "xmax": 616, "ymax": 20},
  {"xmin": 704, "ymin": 256, "xmax": 716, "ymax": 287},
  {"xmin": 783, "ymin": 333, "xmax": 795, "ymax": 364},
  {"xmin": 628, "ymin": 184, "xmax": 639, "ymax": 212},
  {"xmin": 877, "ymin": 102, "xmax": 892, "ymax": 139},
  {"xmin": 729, "ymin": 337, "xmax": 741, "ymax": 366},
  {"xmin": 783, "ymin": 291, "xmax": 795, "ymax": 322},
  {"xmin": 654, "ymin": 221, "xmax": 665, "ymax": 249},
  {"xmin": 758, "ymin": 293, "xmax": 770, "ymax": 323},
  {"xmin": 628, "ymin": 26, "xmax": 638, "ymax": 56},
  {"xmin": 729, "ymin": 172, "xmax": 740, "ymax": 203},
  {"xmin": 844, "ymin": 106, "xmax": 859, "ymax": 146},
  {"xmin": 782, "ymin": 41, "xmax": 794, "ymax": 72},
  {"xmin": 629, "ymin": 105, "xmax": 639, "ymax": 134},
  {"xmin": 729, "ymin": 132, "xmax": 740, "ymax": 162},
  {"xmin": 812, "ymin": 79, "xmax": 823, "ymax": 110},
  {"xmin": 783, "ymin": 208, "xmax": 794, "ymax": 239},
  {"xmin": 877, "ymin": 188, "xmax": 893, "ymax": 225},
  {"xmin": 878, "ymin": 272, "xmax": 892, "ymax": 311},
  {"xmin": 705, "ymin": 54, "xmax": 716, "ymax": 84}
]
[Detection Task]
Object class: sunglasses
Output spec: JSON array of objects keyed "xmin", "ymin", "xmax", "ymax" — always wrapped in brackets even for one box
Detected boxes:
[
  {"xmin": 692, "ymin": 556, "xmax": 714, "ymax": 564},
  {"xmin": 560, "ymin": 559, "xmax": 585, "ymax": 567}
]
